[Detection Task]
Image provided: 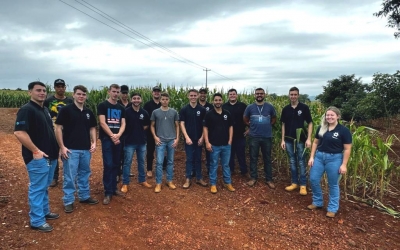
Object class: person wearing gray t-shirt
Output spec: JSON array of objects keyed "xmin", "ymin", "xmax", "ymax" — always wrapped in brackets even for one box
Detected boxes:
[{"xmin": 150, "ymin": 92, "xmax": 179, "ymax": 193}]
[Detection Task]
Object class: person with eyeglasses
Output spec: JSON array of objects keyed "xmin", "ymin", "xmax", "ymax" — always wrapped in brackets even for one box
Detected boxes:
[{"xmin": 244, "ymin": 88, "xmax": 277, "ymax": 189}]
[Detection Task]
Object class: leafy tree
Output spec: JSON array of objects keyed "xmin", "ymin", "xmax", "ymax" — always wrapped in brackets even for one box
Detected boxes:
[
  {"xmin": 316, "ymin": 75, "xmax": 367, "ymax": 121},
  {"xmin": 374, "ymin": 0, "xmax": 400, "ymax": 39}
]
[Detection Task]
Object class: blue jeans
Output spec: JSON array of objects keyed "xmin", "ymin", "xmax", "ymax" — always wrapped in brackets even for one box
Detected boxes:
[
  {"xmin": 209, "ymin": 145, "xmax": 232, "ymax": 186},
  {"xmin": 26, "ymin": 158, "xmax": 57, "ymax": 227},
  {"xmin": 285, "ymin": 140, "xmax": 307, "ymax": 186},
  {"xmin": 185, "ymin": 143, "xmax": 203, "ymax": 180},
  {"xmin": 229, "ymin": 136, "xmax": 248, "ymax": 174},
  {"xmin": 123, "ymin": 144, "xmax": 146, "ymax": 184},
  {"xmin": 249, "ymin": 137, "xmax": 273, "ymax": 182},
  {"xmin": 309, "ymin": 151, "xmax": 343, "ymax": 213},
  {"xmin": 62, "ymin": 150, "xmax": 91, "ymax": 206},
  {"xmin": 203, "ymin": 144, "xmax": 210, "ymax": 173},
  {"xmin": 101, "ymin": 137, "xmax": 122, "ymax": 196},
  {"xmin": 155, "ymin": 140, "xmax": 175, "ymax": 184}
]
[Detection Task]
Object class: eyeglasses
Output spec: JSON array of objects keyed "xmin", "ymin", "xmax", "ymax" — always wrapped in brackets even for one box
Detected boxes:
[{"xmin": 255, "ymin": 93, "xmax": 265, "ymax": 95}]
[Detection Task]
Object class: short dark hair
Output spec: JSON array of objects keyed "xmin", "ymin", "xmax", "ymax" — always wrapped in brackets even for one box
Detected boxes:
[
  {"xmin": 130, "ymin": 92, "xmax": 142, "ymax": 98},
  {"xmin": 255, "ymin": 88, "xmax": 264, "ymax": 93},
  {"xmin": 109, "ymin": 84, "xmax": 120, "ymax": 90},
  {"xmin": 28, "ymin": 81, "xmax": 45, "ymax": 90},
  {"xmin": 73, "ymin": 85, "xmax": 88, "ymax": 93},
  {"xmin": 161, "ymin": 92, "xmax": 170, "ymax": 98},
  {"xmin": 188, "ymin": 89, "xmax": 198, "ymax": 94},
  {"xmin": 289, "ymin": 87, "xmax": 299, "ymax": 93},
  {"xmin": 213, "ymin": 93, "xmax": 223, "ymax": 100},
  {"xmin": 228, "ymin": 88, "xmax": 237, "ymax": 94}
]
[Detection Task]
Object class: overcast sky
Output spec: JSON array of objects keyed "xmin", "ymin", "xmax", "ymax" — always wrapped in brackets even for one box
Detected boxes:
[{"xmin": 0, "ymin": 0, "xmax": 398, "ymax": 96}]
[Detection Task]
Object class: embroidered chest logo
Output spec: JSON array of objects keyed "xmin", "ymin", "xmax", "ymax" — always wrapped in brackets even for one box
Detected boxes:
[
  {"xmin": 332, "ymin": 132, "xmax": 339, "ymax": 139},
  {"xmin": 139, "ymin": 114, "xmax": 144, "ymax": 120},
  {"xmin": 297, "ymin": 110, "xmax": 302, "ymax": 116},
  {"xmin": 206, "ymin": 107, "xmax": 210, "ymax": 111},
  {"xmin": 196, "ymin": 111, "xmax": 201, "ymax": 116},
  {"xmin": 223, "ymin": 115, "xmax": 228, "ymax": 120},
  {"xmin": 86, "ymin": 113, "xmax": 90, "ymax": 119}
]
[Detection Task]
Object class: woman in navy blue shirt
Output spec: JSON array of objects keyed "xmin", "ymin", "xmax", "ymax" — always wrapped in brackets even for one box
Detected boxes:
[{"xmin": 307, "ymin": 106, "xmax": 352, "ymax": 218}]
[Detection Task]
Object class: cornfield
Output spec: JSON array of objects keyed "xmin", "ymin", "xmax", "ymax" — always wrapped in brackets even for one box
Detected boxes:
[{"xmin": 1, "ymin": 85, "xmax": 399, "ymax": 216}]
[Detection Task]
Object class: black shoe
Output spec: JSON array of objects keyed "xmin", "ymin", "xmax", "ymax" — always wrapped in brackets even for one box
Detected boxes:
[
  {"xmin": 64, "ymin": 204, "xmax": 74, "ymax": 213},
  {"xmin": 30, "ymin": 223, "xmax": 53, "ymax": 232},
  {"xmin": 79, "ymin": 197, "xmax": 99, "ymax": 205},
  {"xmin": 45, "ymin": 212, "xmax": 59, "ymax": 220},
  {"xmin": 129, "ymin": 173, "xmax": 135, "ymax": 177},
  {"xmin": 114, "ymin": 190, "xmax": 125, "ymax": 196},
  {"xmin": 103, "ymin": 195, "xmax": 111, "ymax": 205},
  {"xmin": 49, "ymin": 179, "xmax": 58, "ymax": 187}
]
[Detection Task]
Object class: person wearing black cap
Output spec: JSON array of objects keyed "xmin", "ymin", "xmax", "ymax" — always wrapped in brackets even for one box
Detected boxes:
[
  {"xmin": 143, "ymin": 86, "xmax": 162, "ymax": 178},
  {"xmin": 198, "ymin": 87, "xmax": 213, "ymax": 175},
  {"xmin": 44, "ymin": 79, "xmax": 73, "ymax": 188},
  {"xmin": 117, "ymin": 85, "xmax": 133, "ymax": 180}
]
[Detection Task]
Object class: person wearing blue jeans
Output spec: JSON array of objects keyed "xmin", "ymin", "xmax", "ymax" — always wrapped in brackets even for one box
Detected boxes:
[
  {"xmin": 55, "ymin": 85, "xmax": 99, "ymax": 213},
  {"xmin": 121, "ymin": 92, "xmax": 152, "ymax": 193},
  {"xmin": 180, "ymin": 89, "xmax": 208, "ymax": 188},
  {"xmin": 280, "ymin": 87, "xmax": 313, "ymax": 195},
  {"xmin": 150, "ymin": 92, "xmax": 179, "ymax": 193},
  {"xmin": 244, "ymin": 88, "xmax": 277, "ymax": 189},
  {"xmin": 14, "ymin": 81, "xmax": 60, "ymax": 232},
  {"xmin": 222, "ymin": 88, "xmax": 248, "ymax": 175},
  {"xmin": 98, "ymin": 84, "xmax": 126, "ymax": 205},
  {"xmin": 308, "ymin": 106, "xmax": 352, "ymax": 218},
  {"xmin": 204, "ymin": 93, "xmax": 235, "ymax": 194}
]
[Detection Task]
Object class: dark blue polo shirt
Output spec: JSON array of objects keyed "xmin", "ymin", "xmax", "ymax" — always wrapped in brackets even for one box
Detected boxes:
[
  {"xmin": 222, "ymin": 101, "xmax": 247, "ymax": 138},
  {"xmin": 124, "ymin": 106, "xmax": 150, "ymax": 145},
  {"xmin": 204, "ymin": 109, "xmax": 233, "ymax": 146},
  {"xmin": 14, "ymin": 101, "xmax": 59, "ymax": 164},
  {"xmin": 198, "ymin": 101, "xmax": 213, "ymax": 113},
  {"xmin": 179, "ymin": 103, "xmax": 206, "ymax": 141},
  {"xmin": 280, "ymin": 102, "xmax": 312, "ymax": 142},
  {"xmin": 55, "ymin": 103, "xmax": 97, "ymax": 150},
  {"xmin": 315, "ymin": 124, "xmax": 352, "ymax": 153}
]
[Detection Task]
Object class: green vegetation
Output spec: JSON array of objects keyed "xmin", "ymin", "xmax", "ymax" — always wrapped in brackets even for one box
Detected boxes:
[{"xmin": 1, "ymin": 83, "xmax": 399, "ymax": 217}]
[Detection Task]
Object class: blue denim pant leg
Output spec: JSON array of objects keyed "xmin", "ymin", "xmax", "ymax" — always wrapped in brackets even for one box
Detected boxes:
[
  {"xmin": 136, "ymin": 144, "xmax": 147, "ymax": 183},
  {"xmin": 156, "ymin": 140, "xmax": 175, "ymax": 184},
  {"xmin": 62, "ymin": 151, "xmax": 79, "ymax": 206},
  {"xmin": 165, "ymin": 140, "xmax": 175, "ymax": 182},
  {"xmin": 309, "ymin": 151, "xmax": 326, "ymax": 207},
  {"xmin": 209, "ymin": 145, "xmax": 221, "ymax": 186},
  {"xmin": 101, "ymin": 137, "xmax": 121, "ymax": 196},
  {"xmin": 249, "ymin": 137, "xmax": 260, "ymax": 180},
  {"xmin": 123, "ymin": 145, "xmax": 135, "ymax": 185},
  {"xmin": 229, "ymin": 137, "xmax": 248, "ymax": 174},
  {"xmin": 203, "ymin": 144, "xmax": 210, "ymax": 173},
  {"xmin": 259, "ymin": 137, "xmax": 273, "ymax": 182},
  {"xmin": 185, "ymin": 143, "xmax": 203, "ymax": 180},
  {"xmin": 325, "ymin": 153, "xmax": 343, "ymax": 213},
  {"xmin": 26, "ymin": 158, "xmax": 56, "ymax": 227},
  {"xmin": 285, "ymin": 140, "xmax": 307, "ymax": 185},
  {"xmin": 76, "ymin": 150, "xmax": 91, "ymax": 201},
  {"xmin": 221, "ymin": 145, "xmax": 232, "ymax": 184}
]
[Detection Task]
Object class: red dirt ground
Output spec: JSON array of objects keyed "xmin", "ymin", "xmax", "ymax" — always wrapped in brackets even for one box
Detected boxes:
[{"xmin": 0, "ymin": 108, "xmax": 399, "ymax": 249}]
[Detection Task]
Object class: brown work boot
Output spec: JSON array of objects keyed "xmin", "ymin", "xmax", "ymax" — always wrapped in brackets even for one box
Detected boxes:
[
  {"xmin": 147, "ymin": 171, "xmax": 153, "ymax": 178},
  {"xmin": 247, "ymin": 179, "xmax": 257, "ymax": 187},
  {"xmin": 196, "ymin": 179, "xmax": 208, "ymax": 187},
  {"xmin": 266, "ymin": 181, "xmax": 276, "ymax": 189},
  {"xmin": 326, "ymin": 212, "xmax": 336, "ymax": 218},
  {"xmin": 154, "ymin": 184, "xmax": 161, "ymax": 193},
  {"xmin": 299, "ymin": 186, "xmax": 307, "ymax": 195},
  {"xmin": 121, "ymin": 184, "xmax": 128, "ymax": 193},
  {"xmin": 224, "ymin": 183, "xmax": 235, "ymax": 192},
  {"xmin": 139, "ymin": 181, "xmax": 152, "ymax": 188},
  {"xmin": 307, "ymin": 204, "xmax": 323, "ymax": 210},
  {"xmin": 182, "ymin": 178, "xmax": 191, "ymax": 189},
  {"xmin": 285, "ymin": 183, "xmax": 299, "ymax": 191},
  {"xmin": 210, "ymin": 185, "xmax": 217, "ymax": 194},
  {"xmin": 166, "ymin": 182, "xmax": 176, "ymax": 190}
]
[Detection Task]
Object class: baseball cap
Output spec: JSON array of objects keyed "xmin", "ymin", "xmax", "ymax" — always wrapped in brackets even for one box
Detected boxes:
[
  {"xmin": 54, "ymin": 79, "xmax": 66, "ymax": 87},
  {"xmin": 121, "ymin": 85, "xmax": 129, "ymax": 94},
  {"xmin": 152, "ymin": 86, "xmax": 161, "ymax": 91},
  {"xmin": 199, "ymin": 87, "xmax": 208, "ymax": 93}
]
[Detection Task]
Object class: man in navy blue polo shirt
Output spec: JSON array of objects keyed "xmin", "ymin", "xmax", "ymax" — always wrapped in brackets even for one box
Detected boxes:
[
  {"xmin": 14, "ymin": 81, "xmax": 60, "ymax": 232},
  {"xmin": 222, "ymin": 88, "xmax": 248, "ymax": 176},
  {"xmin": 203, "ymin": 93, "xmax": 235, "ymax": 194},
  {"xmin": 55, "ymin": 85, "xmax": 99, "ymax": 214},
  {"xmin": 198, "ymin": 87, "xmax": 213, "ymax": 174},
  {"xmin": 120, "ymin": 93, "xmax": 152, "ymax": 193},
  {"xmin": 281, "ymin": 87, "xmax": 313, "ymax": 195},
  {"xmin": 180, "ymin": 89, "xmax": 207, "ymax": 189}
]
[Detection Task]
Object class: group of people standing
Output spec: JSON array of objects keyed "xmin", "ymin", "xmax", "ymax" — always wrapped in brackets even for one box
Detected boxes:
[{"xmin": 14, "ymin": 80, "xmax": 352, "ymax": 233}]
